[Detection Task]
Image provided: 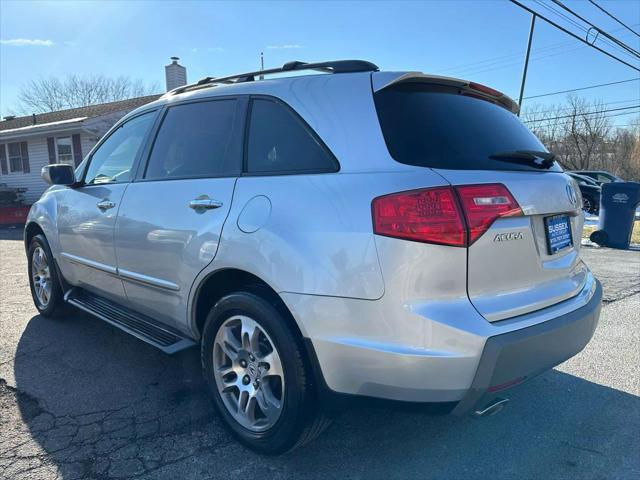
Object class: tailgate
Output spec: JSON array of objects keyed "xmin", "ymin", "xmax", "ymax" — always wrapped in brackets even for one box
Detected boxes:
[{"xmin": 435, "ymin": 169, "xmax": 586, "ymax": 322}]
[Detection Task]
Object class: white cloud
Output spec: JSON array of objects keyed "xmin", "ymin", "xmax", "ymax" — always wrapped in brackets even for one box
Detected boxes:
[
  {"xmin": 191, "ymin": 47, "xmax": 225, "ymax": 53},
  {"xmin": 266, "ymin": 44, "xmax": 303, "ymax": 50},
  {"xmin": 0, "ymin": 38, "xmax": 55, "ymax": 47}
]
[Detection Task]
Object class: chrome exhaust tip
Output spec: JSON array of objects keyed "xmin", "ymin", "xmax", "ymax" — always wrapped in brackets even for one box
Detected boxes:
[{"xmin": 472, "ymin": 398, "xmax": 510, "ymax": 418}]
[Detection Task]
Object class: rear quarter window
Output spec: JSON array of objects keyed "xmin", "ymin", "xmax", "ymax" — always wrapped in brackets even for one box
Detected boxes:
[
  {"xmin": 246, "ymin": 98, "xmax": 338, "ymax": 175},
  {"xmin": 374, "ymin": 83, "xmax": 562, "ymax": 172}
]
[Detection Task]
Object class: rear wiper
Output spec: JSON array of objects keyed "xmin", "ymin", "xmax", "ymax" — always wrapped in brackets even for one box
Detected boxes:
[{"xmin": 489, "ymin": 150, "xmax": 556, "ymax": 169}]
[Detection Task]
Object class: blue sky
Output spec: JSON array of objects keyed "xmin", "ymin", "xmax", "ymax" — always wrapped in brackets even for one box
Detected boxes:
[{"xmin": 1, "ymin": 0, "xmax": 639, "ymax": 123}]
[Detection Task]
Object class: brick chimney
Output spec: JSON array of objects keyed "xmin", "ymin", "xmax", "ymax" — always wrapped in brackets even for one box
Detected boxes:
[{"xmin": 165, "ymin": 56, "xmax": 187, "ymax": 91}]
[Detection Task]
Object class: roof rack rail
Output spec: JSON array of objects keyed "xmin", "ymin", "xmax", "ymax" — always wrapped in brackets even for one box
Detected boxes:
[{"xmin": 165, "ymin": 59, "xmax": 379, "ymax": 96}]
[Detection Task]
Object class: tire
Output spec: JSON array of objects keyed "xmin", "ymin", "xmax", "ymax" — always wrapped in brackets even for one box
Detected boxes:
[
  {"xmin": 582, "ymin": 194, "xmax": 596, "ymax": 214},
  {"xmin": 590, "ymin": 229, "xmax": 608, "ymax": 246},
  {"xmin": 201, "ymin": 291, "xmax": 330, "ymax": 454},
  {"xmin": 27, "ymin": 234, "xmax": 66, "ymax": 317}
]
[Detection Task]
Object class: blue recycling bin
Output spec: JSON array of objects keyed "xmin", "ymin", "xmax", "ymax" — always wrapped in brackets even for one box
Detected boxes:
[{"xmin": 590, "ymin": 181, "xmax": 640, "ymax": 249}]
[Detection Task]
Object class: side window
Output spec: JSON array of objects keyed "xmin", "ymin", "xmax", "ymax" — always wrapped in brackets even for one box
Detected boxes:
[
  {"xmin": 84, "ymin": 112, "xmax": 155, "ymax": 185},
  {"xmin": 144, "ymin": 100, "xmax": 239, "ymax": 180},
  {"xmin": 597, "ymin": 173, "xmax": 612, "ymax": 183},
  {"xmin": 247, "ymin": 99, "xmax": 337, "ymax": 174}
]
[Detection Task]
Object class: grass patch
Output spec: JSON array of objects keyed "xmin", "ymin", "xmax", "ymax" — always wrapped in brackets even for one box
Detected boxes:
[{"xmin": 582, "ymin": 220, "xmax": 640, "ymax": 244}]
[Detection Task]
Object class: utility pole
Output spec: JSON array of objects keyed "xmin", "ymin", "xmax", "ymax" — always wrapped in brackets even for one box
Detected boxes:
[
  {"xmin": 259, "ymin": 52, "xmax": 265, "ymax": 80},
  {"xmin": 517, "ymin": 13, "xmax": 536, "ymax": 116}
]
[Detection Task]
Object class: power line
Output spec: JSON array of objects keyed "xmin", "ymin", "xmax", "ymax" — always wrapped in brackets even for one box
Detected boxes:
[
  {"xmin": 550, "ymin": 0, "xmax": 640, "ymax": 59},
  {"xmin": 534, "ymin": 0, "xmax": 636, "ymax": 61},
  {"xmin": 436, "ymin": 38, "xmax": 574, "ymax": 75},
  {"xmin": 601, "ymin": 124, "xmax": 638, "ymax": 128},
  {"xmin": 609, "ymin": 123, "xmax": 640, "ymax": 128},
  {"xmin": 588, "ymin": 0, "xmax": 640, "ymax": 39},
  {"xmin": 527, "ymin": 113, "xmax": 640, "ymax": 130},
  {"xmin": 523, "ymin": 77, "xmax": 640, "ymax": 99},
  {"xmin": 434, "ymin": 23, "xmax": 638, "ymax": 78},
  {"xmin": 509, "ymin": 0, "xmax": 640, "ymax": 72},
  {"xmin": 524, "ymin": 104, "xmax": 640, "ymax": 123},
  {"xmin": 527, "ymin": 106, "xmax": 640, "ymax": 123},
  {"xmin": 535, "ymin": 0, "xmax": 588, "ymax": 34},
  {"xmin": 524, "ymin": 98, "xmax": 640, "ymax": 117},
  {"xmin": 526, "ymin": 114, "xmax": 640, "ymax": 131},
  {"xmin": 541, "ymin": 0, "xmax": 639, "ymax": 61},
  {"xmin": 445, "ymin": 43, "xmax": 585, "ymax": 77},
  {"xmin": 528, "ymin": 110, "xmax": 640, "ymax": 126},
  {"xmin": 587, "ymin": 98, "xmax": 640, "ymax": 107}
]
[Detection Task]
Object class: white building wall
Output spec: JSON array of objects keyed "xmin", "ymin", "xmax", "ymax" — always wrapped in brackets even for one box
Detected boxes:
[
  {"xmin": 81, "ymin": 135, "xmax": 97, "ymax": 160},
  {"xmin": 0, "ymin": 110, "xmax": 134, "ymax": 204},
  {"xmin": 0, "ymin": 132, "xmax": 98, "ymax": 204},
  {"xmin": 82, "ymin": 111, "xmax": 125, "ymax": 149},
  {"xmin": 0, "ymin": 137, "xmax": 50, "ymax": 204},
  {"xmin": 1, "ymin": 107, "xmax": 150, "ymax": 205}
]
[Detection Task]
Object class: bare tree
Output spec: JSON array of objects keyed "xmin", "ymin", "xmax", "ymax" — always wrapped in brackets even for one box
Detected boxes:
[
  {"xmin": 523, "ymin": 102, "xmax": 566, "ymax": 157},
  {"xmin": 609, "ymin": 123, "xmax": 640, "ymax": 180},
  {"xmin": 523, "ymin": 95, "xmax": 639, "ymax": 179},
  {"xmin": 523, "ymin": 95, "xmax": 612, "ymax": 170},
  {"xmin": 17, "ymin": 75, "xmax": 159, "ymax": 114},
  {"xmin": 562, "ymin": 95, "xmax": 611, "ymax": 171}
]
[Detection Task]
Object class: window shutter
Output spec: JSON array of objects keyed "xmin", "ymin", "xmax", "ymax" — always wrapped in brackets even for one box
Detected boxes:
[
  {"xmin": 72, "ymin": 134, "xmax": 83, "ymax": 166},
  {"xmin": 47, "ymin": 137, "xmax": 56, "ymax": 164},
  {"xmin": 20, "ymin": 142, "xmax": 30, "ymax": 173},
  {"xmin": 0, "ymin": 144, "xmax": 7, "ymax": 175}
]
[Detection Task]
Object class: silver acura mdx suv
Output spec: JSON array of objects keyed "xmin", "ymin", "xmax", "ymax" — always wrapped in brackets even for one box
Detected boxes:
[{"xmin": 25, "ymin": 60, "xmax": 602, "ymax": 453}]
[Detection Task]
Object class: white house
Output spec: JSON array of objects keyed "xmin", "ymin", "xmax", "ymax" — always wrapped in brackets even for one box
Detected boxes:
[
  {"xmin": 0, "ymin": 95, "xmax": 160, "ymax": 204},
  {"xmin": 0, "ymin": 56, "xmax": 189, "ymax": 204}
]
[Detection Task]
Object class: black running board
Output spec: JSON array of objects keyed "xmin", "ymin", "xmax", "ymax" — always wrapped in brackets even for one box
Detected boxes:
[{"xmin": 65, "ymin": 288, "xmax": 196, "ymax": 354}]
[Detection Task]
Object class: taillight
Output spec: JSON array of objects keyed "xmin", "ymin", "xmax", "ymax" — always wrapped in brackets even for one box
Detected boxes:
[
  {"xmin": 372, "ymin": 184, "xmax": 522, "ymax": 247},
  {"xmin": 372, "ymin": 187, "xmax": 466, "ymax": 246},
  {"xmin": 468, "ymin": 81, "xmax": 503, "ymax": 98},
  {"xmin": 456, "ymin": 184, "xmax": 522, "ymax": 244}
]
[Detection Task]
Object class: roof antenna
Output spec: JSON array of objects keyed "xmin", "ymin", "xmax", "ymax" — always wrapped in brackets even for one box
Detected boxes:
[{"xmin": 259, "ymin": 52, "xmax": 264, "ymax": 80}]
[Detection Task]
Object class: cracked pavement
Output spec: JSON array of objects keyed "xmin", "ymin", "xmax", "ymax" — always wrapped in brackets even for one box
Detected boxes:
[{"xmin": 1, "ymin": 228, "xmax": 639, "ymax": 479}]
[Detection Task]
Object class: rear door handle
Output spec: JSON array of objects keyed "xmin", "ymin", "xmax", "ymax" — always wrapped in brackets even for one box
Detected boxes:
[
  {"xmin": 189, "ymin": 198, "xmax": 223, "ymax": 211},
  {"xmin": 97, "ymin": 199, "xmax": 116, "ymax": 211}
]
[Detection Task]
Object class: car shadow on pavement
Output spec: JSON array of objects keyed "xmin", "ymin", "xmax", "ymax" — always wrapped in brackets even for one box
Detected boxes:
[
  {"xmin": 0, "ymin": 226, "xmax": 24, "ymax": 241},
  {"xmin": 9, "ymin": 310, "xmax": 640, "ymax": 479}
]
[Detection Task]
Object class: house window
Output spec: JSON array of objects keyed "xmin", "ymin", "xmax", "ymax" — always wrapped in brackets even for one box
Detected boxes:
[
  {"xmin": 56, "ymin": 136, "xmax": 74, "ymax": 165},
  {"xmin": 7, "ymin": 143, "xmax": 23, "ymax": 173}
]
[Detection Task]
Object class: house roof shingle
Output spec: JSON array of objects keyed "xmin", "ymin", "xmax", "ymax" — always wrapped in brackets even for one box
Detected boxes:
[{"xmin": 0, "ymin": 94, "xmax": 161, "ymax": 132}]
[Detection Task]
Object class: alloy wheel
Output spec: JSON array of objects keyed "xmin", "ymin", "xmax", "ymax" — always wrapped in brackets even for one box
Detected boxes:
[
  {"xmin": 31, "ymin": 246, "xmax": 52, "ymax": 308},
  {"xmin": 212, "ymin": 315, "xmax": 285, "ymax": 432}
]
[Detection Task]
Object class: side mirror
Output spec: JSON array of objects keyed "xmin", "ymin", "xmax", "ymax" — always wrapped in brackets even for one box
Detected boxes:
[{"xmin": 41, "ymin": 164, "xmax": 76, "ymax": 186}]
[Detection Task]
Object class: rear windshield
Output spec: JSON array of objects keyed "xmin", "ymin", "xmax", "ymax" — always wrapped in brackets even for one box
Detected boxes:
[{"xmin": 374, "ymin": 83, "xmax": 562, "ymax": 172}]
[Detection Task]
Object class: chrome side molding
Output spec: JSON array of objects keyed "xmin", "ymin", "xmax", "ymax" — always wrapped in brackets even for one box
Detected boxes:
[
  {"xmin": 61, "ymin": 252, "xmax": 179, "ymax": 291},
  {"xmin": 60, "ymin": 252, "xmax": 117, "ymax": 275},
  {"xmin": 118, "ymin": 268, "xmax": 180, "ymax": 291}
]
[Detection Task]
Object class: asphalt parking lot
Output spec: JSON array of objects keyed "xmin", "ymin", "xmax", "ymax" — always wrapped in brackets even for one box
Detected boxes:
[{"xmin": 1, "ymin": 227, "xmax": 639, "ymax": 480}]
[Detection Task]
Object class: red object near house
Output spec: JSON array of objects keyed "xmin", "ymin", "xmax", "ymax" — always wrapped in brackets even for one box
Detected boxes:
[{"xmin": 0, "ymin": 205, "xmax": 30, "ymax": 225}]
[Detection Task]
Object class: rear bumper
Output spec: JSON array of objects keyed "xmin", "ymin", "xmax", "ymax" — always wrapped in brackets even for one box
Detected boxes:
[
  {"xmin": 451, "ymin": 278, "xmax": 602, "ymax": 415},
  {"xmin": 286, "ymin": 273, "xmax": 602, "ymax": 411}
]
